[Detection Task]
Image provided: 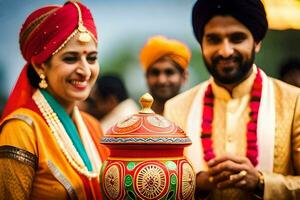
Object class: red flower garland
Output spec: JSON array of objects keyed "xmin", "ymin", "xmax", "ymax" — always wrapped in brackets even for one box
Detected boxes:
[{"xmin": 201, "ymin": 69, "xmax": 262, "ymax": 166}]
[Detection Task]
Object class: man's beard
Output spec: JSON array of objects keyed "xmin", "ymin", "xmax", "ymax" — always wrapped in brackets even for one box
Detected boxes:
[{"xmin": 203, "ymin": 47, "xmax": 256, "ymax": 85}]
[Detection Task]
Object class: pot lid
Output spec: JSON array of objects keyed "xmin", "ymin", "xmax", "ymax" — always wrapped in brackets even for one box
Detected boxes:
[{"xmin": 101, "ymin": 93, "xmax": 191, "ymax": 145}]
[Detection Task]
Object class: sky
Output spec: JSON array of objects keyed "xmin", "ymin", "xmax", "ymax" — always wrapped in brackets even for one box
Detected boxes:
[{"xmin": 0, "ymin": 0, "xmax": 198, "ymax": 97}]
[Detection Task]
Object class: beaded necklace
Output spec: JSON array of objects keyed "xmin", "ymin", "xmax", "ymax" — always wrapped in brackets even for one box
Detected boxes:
[
  {"xmin": 33, "ymin": 89, "xmax": 98, "ymax": 178},
  {"xmin": 201, "ymin": 69, "xmax": 262, "ymax": 166}
]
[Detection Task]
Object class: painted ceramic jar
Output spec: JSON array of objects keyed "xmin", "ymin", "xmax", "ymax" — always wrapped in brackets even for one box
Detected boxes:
[{"xmin": 100, "ymin": 93, "xmax": 195, "ymax": 200}]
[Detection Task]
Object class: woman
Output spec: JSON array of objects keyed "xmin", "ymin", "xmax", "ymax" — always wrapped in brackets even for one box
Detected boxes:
[{"xmin": 0, "ymin": 1, "xmax": 109, "ymax": 199}]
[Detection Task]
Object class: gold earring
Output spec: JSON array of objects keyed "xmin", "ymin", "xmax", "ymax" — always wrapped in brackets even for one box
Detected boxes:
[{"xmin": 39, "ymin": 74, "xmax": 48, "ymax": 89}]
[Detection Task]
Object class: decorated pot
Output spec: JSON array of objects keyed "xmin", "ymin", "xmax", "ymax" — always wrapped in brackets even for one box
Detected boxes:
[{"xmin": 100, "ymin": 93, "xmax": 195, "ymax": 200}]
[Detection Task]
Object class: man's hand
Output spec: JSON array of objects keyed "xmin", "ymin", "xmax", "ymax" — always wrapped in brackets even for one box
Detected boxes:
[
  {"xmin": 207, "ymin": 154, "xmax": 260, "ymax": 191},
  {"xmin": 195, "ymin": 171, "xmax": 214, "ymax": 198}
]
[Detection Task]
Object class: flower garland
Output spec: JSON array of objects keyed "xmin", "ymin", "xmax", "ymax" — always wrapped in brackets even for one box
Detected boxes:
[{"xmin": 201, "ymin": 69, "xmax": 262, "ymax": 166}]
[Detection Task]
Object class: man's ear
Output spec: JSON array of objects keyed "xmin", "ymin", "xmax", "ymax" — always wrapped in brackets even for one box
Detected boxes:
[
  {"xmin": 31, "ymin": 60, "xmax": 47, "ymax": 76},
  {"xmin": 181, "ymin": 69, "xmax": 189, "ymax": 85},
  {"xmin": 255, "ymin": 42, "xmax": 262, "ymax": 53},
  {"xmin": 106, "ymin": 95, "xmax": 119, "ymax": 111}
]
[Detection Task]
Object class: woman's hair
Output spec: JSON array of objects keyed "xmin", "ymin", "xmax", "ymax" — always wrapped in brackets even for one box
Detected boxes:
[
  {"xmin": 27, "ymin": 65, "xmax": 40, "ymax": 88},
  {"xmin": 27, "ymin": 57, "xmax": 51, "ymax": 88},
  {"xmin": 96, "ymin": 75, "xmax": 129, "ymax": 102}
]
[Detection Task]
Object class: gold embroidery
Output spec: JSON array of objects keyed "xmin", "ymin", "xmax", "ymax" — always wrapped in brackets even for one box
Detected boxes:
[
  {"xmin": 0, "ymin": 157, "xmax": 35, "ymax": 199},
  {"xmin": 47, "ymin": 160, "xmax": 78, "ymax": 200},
  {"xmin": 0, "ymin": 145, "xmax": 38, "ymax": 170},
  {"xmin": 0, "ymin": 114, "xmax": 33, "ymax": 132},
  {"xmin": 11, "ymin": 114, "xmax": 33, "ymax": 127},
  {"xmin": 51, "ymin": 29, "xmax": 78, "ymax": 55}
]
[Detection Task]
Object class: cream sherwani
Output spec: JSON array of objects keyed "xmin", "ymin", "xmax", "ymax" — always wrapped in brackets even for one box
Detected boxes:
[{"xmin": 164, "ymin": 66, "xmax": 300, "ymax": 199}]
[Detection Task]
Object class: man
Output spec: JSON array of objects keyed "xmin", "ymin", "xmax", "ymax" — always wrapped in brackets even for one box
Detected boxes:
[
  {"xmin": 82, "ymin": 75, "xmax": 139, "ymax": 132},
  {"xmin": 279, "ymin": 58, "xmax": 300, "ymax": 87},
  {"xmin": 140, "ymin": 35, "xmax": 190, "ymax": 115},
  {"xmin": 164, "ymin": 0, "xmax": 300, "ymax": 199}
]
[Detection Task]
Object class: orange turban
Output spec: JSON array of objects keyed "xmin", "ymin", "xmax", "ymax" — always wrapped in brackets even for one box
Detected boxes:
[{"xmin": 140, "ymin": 35, "xmax": 191, "ymax": 71}]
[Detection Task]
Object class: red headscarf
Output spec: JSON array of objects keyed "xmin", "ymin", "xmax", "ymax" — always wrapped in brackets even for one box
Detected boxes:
[{"xmin": 2, "ymin": 1, "xmax": 97, "ymax": 119}]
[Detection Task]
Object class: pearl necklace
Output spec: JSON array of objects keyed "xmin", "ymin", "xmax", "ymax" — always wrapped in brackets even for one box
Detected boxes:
[
  {"xmin": 33, "ymin": 89, "xmax": 98, "ymax": 178},
  {"xmin": 201, "ymin": 69, "xmax": 262, "ymax": 166}
]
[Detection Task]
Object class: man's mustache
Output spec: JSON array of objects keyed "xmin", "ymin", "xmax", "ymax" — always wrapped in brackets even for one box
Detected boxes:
[{"xmin": 212, "ymin": 55, "xmax": 241, "ymax": 65}]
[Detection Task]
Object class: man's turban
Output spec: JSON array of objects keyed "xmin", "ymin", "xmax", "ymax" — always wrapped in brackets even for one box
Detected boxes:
[
  {"xmin": 140, "ymin": 35, "xmax": 191, "ymax": 71},
  {"xmin": 19, "ymin": 1, "xmax": 97, "ymax": 64},
  {"xmin": 192, "ymin": 0, "xmax": 268, "ymax": 43}
]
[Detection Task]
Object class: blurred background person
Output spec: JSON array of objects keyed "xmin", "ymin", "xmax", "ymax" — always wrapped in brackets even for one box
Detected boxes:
[
  {"xmin": 81, "ymin": 74, "xmax": 139, "ymax": 133},
  {"xmin": 140, "ymin": 35, "xmax": 191, "ymax": 115},
  {"xmin": 279, "ymin": 57, "xmax": 300, "ymax": 87},
  {"xmin": 0, "ymin": 2, "xmax": 108, "ymax": 199}
]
